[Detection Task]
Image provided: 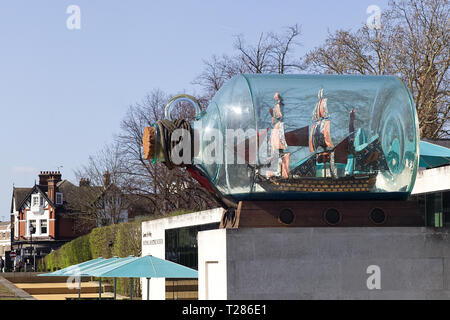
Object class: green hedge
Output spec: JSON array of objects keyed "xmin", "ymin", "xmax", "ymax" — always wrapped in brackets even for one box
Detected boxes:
[{"xmin": 38, "ymin": 220, "xmax": 142, "ymax": 298}]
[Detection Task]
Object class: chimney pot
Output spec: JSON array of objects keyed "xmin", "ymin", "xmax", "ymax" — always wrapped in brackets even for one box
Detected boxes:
[
  {"xmin": 79, "ymin": 178, "xmax": 90, "ymax": 187},
  {"xmin": 103, "ymin": 171, "xmax": 111, "ymax": 187},
  {"xmin": 38, "ymin": 170, "xmax": 62, "ymax": 186}
]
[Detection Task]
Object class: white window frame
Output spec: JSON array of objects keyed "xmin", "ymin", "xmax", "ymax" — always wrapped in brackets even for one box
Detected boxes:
[
  {"xmin": 56, "ymin": 193, "xmax": 63, "ymax": 205},
  {"xmin": 40, "ymin": 219, "xmax": 48, "ymax": 235},
  {"xmin": 31, "ymin": 193, "xmax": 45, "ymax": 211},
  {"xmin": 31, "ymin": 195, "xmax": 40, "ymax": 207},
  {"xmin": 27, "ymin": 220, "xmax": 37, "ymax": 236}
]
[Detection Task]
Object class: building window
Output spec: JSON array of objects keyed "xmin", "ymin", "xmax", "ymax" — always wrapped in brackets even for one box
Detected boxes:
[
  {"xmin": 29, "ymin": 220, "xmax": 36, "ymax": 235},
  {"xmin": 40, "ymin": 220, "xmax": 47, "ymax": 234},
  {"xmin": 444, "ymin": 191, "xmax": 450, "ymax": 227},
  {"xmin": 411, "ymin": 191, "xmax": 449, "ymax": 227},
  {"xmin": 32, "ymin": 194, "xmax": 44, "ymax": 211},
  {"xmin": 165, "ymin": 222, "xmax": 219, "ymax": 270},
  {"xmin": 32, "ymin": 195, "xmax": 40, "ymax": 207},
  {"xmin": 56, "ymin": 193, "xmax": 63, "ymax": 205}
]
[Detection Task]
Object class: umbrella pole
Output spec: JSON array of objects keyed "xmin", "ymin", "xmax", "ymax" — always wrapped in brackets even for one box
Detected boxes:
[
  {"xmin": 78, "ymin": 277, "xmax": 81, "ymax": 300},
  {"xmin": 129, "ymin": 278, "xmax": 133, "ymax": 300},
  {"xmin": 114, "ymin": 278, "xmax": 117, "ymax": 300},
  {"xmin": 147, "ymin": 278, "xmax": 150, "ymax": 300},
  {"xmin": 99, "ymin": 277, "xmax": 102, "ymax": 300}
]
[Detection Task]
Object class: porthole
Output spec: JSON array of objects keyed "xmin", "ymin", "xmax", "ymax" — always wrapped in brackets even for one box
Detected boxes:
[
  {"xmin": 324, "ymin": 208, "xmax": 341, "ymax": 225},
  {"xmin": 370, "ymin": 208, "xmax": 386, "ymax": 224},
  {"xmin": 279, "ymin": 209, "xmax": 295, "ymax": 225}
]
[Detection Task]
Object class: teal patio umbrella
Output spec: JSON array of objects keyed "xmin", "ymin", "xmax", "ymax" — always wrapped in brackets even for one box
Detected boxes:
[
  {"xmin": 38, "ymin": 257, "xmax": 105, "ymax": 277},
  {"xmin": 82, "ymin": 255, "xmax": 138, "ymax": 300},
  {"xmin": 72, "ymin": 256, "xmax": 136, "ymax": 299},
  {"xmin": 419, "ymin": 141, "xmax": 450, "ymax": 169},
  {"xmin": 38, "ymin": 257, "xmax": 130, "ymax": 299},
  {"xmin": 88, "ymin": 255, "xmax": 198, "ymax": 300}
]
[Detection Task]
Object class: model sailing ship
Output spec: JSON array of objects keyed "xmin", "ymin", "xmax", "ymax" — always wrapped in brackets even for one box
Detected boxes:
[{"xmin": 253, "ymin": 89, "xmax": 389, "ymax": 193}]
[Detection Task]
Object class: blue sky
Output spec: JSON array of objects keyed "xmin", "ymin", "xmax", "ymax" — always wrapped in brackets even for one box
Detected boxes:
[{"xmin": 0, "ymin": 0, "xmax": 390, "ymax": 220}]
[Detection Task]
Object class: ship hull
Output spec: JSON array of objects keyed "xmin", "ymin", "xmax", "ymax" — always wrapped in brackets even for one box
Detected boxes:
[{"xmin": 256, "ymin": 173, "xmax": 377, "ymax": 193}]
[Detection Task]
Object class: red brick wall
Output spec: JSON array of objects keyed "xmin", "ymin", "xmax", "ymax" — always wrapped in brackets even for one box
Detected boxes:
[
  {"xmin": 19, "ymin": 219, "xmax": 25, "ymax": 238},
  {"xmin": 57, "ymin": 217, "xmax": 75, "ymax": 239},
  {"xmin": 49, "ymin": 219, "xmax": 55, "ymax": 239},
  {"xmin": 15, "ymin": 205, "xmax": 93, "ymax": 242}
]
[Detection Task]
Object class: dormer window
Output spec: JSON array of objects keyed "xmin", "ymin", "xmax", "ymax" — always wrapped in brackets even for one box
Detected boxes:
[
  {"xmin": 31, "ymin": 194, "xmax": 44, "ymax": 212},
  {"xmin": 32, "ymin": 195, "xmax": 40, "ymax": 207},
  {"xmin": 56, "ymin": 193, "xmax": 63, "ymax": 205}
]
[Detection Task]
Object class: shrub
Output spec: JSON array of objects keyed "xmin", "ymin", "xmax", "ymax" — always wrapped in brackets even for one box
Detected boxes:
[{"xmin": 38, "ymin": 220, "xmax": 143, "ymax": 297}]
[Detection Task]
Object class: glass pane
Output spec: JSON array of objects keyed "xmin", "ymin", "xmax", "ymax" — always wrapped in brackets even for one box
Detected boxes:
[
  {"xmin": 40, "ymin": 220, "xmax": 47, "ymax": 234},
  {"xmin": 29, "ymin": 220, "xmax": 36, "ymax": 234},
  {"xmin": 434, "ymin": 192, "xmax": 443, "ymax": 227},
  {"xmin": 426, "ymin": 193, "xmax": 443, "ymax": 227},
  {"xmin": 165, "ymin": 222, "xmax": 219, "ymax": 270},
  {"xmin": 193, "ymin": 74, "xmax": 418, "ymax": 201},
  {"xmin": 443, "ymin": 191, "xmax": 450, "ymax": 227}
]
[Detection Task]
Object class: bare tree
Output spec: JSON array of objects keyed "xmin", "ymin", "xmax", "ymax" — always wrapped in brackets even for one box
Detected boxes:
[
  {"xmin": 269, "ymin": 25, "xmax": 303, "ymax": 74},
  {"xmin": 193, "ymin": 54, "xmax": 245, "ymax": 101},
  {"xmin": 193, "ymin": 24, "xmax": 303, "ymax": 100},
  {"xmin": 73, "ymin": 141, "xmax": 130, "ymax": 226},
  {"xmin": 304, "ymin": 0, "xmax": 449, "ymax": 138},
  {"xmin": 117, "ymin": 89, "xmax": 217, "ymax": 215}
]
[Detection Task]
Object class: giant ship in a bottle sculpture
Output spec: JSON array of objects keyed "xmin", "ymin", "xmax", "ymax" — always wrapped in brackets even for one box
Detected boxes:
[{"xmin": 143, "ymin": 74, "xmax": 422, "ymax": 228}]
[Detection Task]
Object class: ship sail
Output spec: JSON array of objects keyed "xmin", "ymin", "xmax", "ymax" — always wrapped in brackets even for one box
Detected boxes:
[
  {"xmin": 309, "ymin": 88, "xmax": 334, "ymax": 153},
  {"xmin": 225, "ymin": 88, "xmax": 389, "ymax": 193}
]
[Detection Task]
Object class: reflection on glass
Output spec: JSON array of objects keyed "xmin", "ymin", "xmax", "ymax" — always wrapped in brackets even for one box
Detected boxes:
[
  {"xmin": 165, "ymin": 222, "xmax": 219, "ymax": 270},
  {"xmin": 191, "ymin": 74, "xmax": 419, "ymax": 201}
]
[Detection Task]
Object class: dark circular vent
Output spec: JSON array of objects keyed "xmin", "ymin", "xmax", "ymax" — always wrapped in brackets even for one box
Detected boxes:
[
  {"xmin": 370, "ymin": 208, "xmax": 386, "ymax": 224},
  {"xmin": 324, "ymin": 208, "xmax": 341, "ymax": 225},
  {"xmin": 279, "ymin": 209, "xmax": 295, "ymax": 225}
]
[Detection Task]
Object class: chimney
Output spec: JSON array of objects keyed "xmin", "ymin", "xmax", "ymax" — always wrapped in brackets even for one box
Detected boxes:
[
  {"xmin": 44, "ymin": 171, "xmax": 62, "ymax": 203},
  {"xmin": 79, "ymin": 178, "xmax": 90, "ymax": 187},
  {"xmin": 39, "ymin": 171, "xmax": 62, "ymax": 186},
  {"xmin": 103, "ymin": 170, "xmax": 111, "ymax": 187},
  {"xmin": 39, "ymin": 171, "xmax": 49, "ymax": 185}
]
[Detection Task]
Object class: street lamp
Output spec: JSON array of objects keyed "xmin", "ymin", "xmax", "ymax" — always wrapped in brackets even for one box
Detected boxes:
[{"xmin": 29, "ymin": 223, "xmax": 35, "ymax": 272}]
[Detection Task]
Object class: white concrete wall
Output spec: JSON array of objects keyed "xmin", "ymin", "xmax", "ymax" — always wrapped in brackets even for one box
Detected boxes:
[
  {"xmin": 198, "ymin": 227, "xmax": 450, "ymax": 300},
  {"xmin": 141, "ymin": 208, "xmax": 222, "ymax": 300},
  {"xmin": 198, "ymin": 229, "xmax": 227, "ymax": 300},
  {"xmin": 412, "ymin": 166, "xmax": 450, "ymax": 194}
]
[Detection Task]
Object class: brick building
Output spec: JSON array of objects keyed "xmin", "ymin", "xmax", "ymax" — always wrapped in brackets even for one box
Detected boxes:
[{"xmin": 10, "ymin": 171, "xmax": 96, "ymax": 259}]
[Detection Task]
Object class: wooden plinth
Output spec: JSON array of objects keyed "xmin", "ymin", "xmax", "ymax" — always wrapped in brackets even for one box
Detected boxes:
[{"xmin": 220, "ymin": 200, "xmax": 423, "ymax": 228}]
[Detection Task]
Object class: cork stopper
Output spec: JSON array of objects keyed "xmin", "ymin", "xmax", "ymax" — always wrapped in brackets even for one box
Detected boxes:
[{"xmin": 143, "ymin": 126, "xmax": 156, "ymax": 160}]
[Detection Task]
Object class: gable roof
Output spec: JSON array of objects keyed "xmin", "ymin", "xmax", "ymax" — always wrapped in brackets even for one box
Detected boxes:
[
  {"xmin": 56, "ymin": 180, "xmax": 104, "ymax": 215},
  {"xmin": 15, "ymin": 185, "xmax": 55, "ymax": 212},
  {"xmin": 10, "ymin": 178, "xmax": 128, "ymax": 217},
  {"xmin": 11, "ymin": 187, "xmax": 32, "ymax": 213}
]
